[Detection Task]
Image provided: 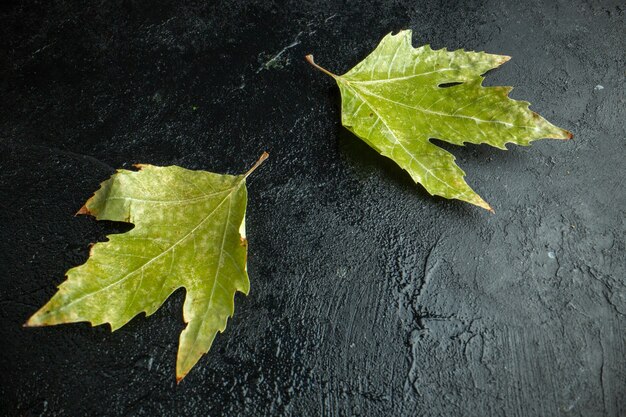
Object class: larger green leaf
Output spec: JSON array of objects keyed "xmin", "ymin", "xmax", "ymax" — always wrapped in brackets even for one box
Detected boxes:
[
  {"xmin": 27, "ymin": 153, "xmax": 268, "ymax": 381},
  {"xmin": 307, "ymin": 30, "xmax": 571, "ymax": 210}
]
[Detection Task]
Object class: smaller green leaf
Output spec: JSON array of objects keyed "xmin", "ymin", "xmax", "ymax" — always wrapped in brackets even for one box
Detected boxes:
[
  {"xmin": 307, "ymin": 30, "xmax": 572, "ymax": 210},
  {"xmin": 27, "ymin": 153, "xmax": 268, "ymax": 381}
]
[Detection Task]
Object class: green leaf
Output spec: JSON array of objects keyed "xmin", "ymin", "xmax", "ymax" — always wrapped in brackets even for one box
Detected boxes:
[
  {"xmin": 26, "ymin": 153, "xmax": 268, "ymax": 381},
  {"xmin": 307, "ymin": 30, "xmax": 572, "ymax": 210}
]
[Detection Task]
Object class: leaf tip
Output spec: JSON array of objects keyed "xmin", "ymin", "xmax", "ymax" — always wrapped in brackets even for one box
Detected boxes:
[
  {"xmin": 24, "ymin": 312, "xmax": 44, "ymax": 327},
  {"xmin": 494, "ymin": 55, "xmax": 511, "ymax": 66},
  {"xmin": 547, "ymin": 127, "xmax": 573, "ymax": 140},
  {"xmin": 474, "ymin": 197, "xmax": 494, "ymax": 213},
  {"xmin": 176, "ymin": 361, "xmax": 192, "ymax": 384},
  {"xmin": 480, "ymin": 201, "xmax": 495, "ymax": 213},
  {"xmin": 76, "ymin": 204, "xmax": 92, "ymax": 216},
  {"xmin": 133, "ymin": 163, "xmax": 151, "ymax": 170}
]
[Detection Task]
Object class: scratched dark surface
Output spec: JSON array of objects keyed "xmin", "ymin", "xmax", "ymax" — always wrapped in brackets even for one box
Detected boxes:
[{"xmin": 1, "ymin": 0, "xmax": 624, "ymax": 416}]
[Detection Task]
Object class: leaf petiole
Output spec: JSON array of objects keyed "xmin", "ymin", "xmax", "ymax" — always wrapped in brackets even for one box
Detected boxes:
[
  {"xmin": 244, "ymin": 151, "xmax": 270, "ymax": 179},
  {"xmin": 305, "ymin": 55, "xmax": 338, "ymax": 79}
]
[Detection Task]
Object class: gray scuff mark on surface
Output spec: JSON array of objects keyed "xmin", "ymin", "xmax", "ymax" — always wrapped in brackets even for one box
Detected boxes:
[
  {"xmin": 257, "ymin": 29, "xmax": 316, "ymax": 72},
  {"xmin": 257, "ymin": 34, "xmax": 305, "ymax": 72},
  {"xmin": 256, "ymin": 14, "xmax": 339, "ymax": 74},
  {"xmin": 325, "ymin": 13, "xmax": 339, "ymax": 23}
]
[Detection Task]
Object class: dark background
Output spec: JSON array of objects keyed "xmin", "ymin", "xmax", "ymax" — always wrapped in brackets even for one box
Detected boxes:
[{"xmin": 1, "ymin": 0, "xmax": 624, "ymax": 416}]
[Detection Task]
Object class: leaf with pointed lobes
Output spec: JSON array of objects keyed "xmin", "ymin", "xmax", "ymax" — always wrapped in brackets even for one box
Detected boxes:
[
  {"xmin": 27, "ymin": 152, "xmax": 269, "ymax": 382},
  {"xmin": 307, "ymin": 30, "xmax": 571, "ymax": 211}
]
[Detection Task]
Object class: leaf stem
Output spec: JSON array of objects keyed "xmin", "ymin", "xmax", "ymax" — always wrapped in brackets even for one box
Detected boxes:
[
  {"xmin": 244, "ymin": 152, "xmax": 269, "ymax": 178},
  {"xmin": 305, "ymin": 55, "xmax": 338, "ymax": 78}
]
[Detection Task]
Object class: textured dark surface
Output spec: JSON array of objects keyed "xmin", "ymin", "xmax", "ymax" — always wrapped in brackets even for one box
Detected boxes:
[{"xmin": 1, "ymin": 0, "xmax": 624, "ymax": 416}]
